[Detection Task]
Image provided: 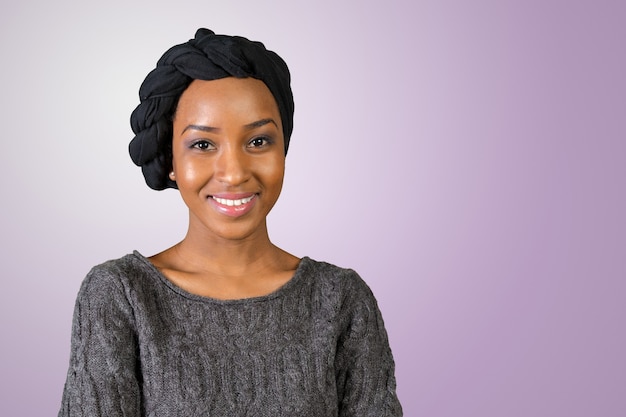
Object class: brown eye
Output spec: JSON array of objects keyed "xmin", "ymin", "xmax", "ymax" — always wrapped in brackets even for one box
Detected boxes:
[
  {"xmin": 191, "ymin": 140, "xmax": 215, "ymax": 150},
  {"xmin": 247, "ymin": 136, "xmax": 272, "ymax": 148}
]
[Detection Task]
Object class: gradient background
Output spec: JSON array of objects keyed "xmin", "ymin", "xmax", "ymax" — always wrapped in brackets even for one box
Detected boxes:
[{"xmin": 1, "ymin": 1, "xmax": 624, "ymax": 415}]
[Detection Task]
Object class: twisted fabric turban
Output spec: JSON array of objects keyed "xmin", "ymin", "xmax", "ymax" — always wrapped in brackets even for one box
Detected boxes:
[{"xmin": 129, "ymin": 28, "xmax": 294, "ymax": 190}]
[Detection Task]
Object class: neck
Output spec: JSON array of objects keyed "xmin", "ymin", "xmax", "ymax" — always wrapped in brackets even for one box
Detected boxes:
[{"xmin": 174, "ymin": 220, "xmax": 282, "ymax": 278}]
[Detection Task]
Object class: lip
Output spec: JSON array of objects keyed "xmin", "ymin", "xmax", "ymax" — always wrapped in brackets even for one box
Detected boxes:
[{"xmin": 208, "ymin": 192, "xmax": 258, "ymax": 218}]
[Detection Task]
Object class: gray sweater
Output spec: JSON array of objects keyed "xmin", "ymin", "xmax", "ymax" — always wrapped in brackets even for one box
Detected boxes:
[{"xmin": 59, "ymin": 252, "xmax": 402, "ymax": 416}]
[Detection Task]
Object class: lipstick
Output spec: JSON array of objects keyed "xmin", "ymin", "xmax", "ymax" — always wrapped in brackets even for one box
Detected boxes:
[{"xmin": 208, "ymin": 193, "xmax": 257, "ymax": 217}]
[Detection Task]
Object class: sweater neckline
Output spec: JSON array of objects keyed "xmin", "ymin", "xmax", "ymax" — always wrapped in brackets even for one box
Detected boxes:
[{"xmin": 131, "ymin": 250, "xmax": 310, "ymax": 305}]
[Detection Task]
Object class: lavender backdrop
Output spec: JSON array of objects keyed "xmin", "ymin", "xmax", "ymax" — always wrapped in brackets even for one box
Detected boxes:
[{"xmin": 1, "ymin": 1, "xmax": 624, "ymax": 415}]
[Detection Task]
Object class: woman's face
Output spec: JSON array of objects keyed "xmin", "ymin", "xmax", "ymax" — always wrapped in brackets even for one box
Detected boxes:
[{"xmin": 171, "ymin": 77, "xmax": 285, "ymax": 242}]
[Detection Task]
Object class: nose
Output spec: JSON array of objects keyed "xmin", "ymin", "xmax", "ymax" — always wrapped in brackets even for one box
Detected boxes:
[{"xmin": 214, "ymin": 146, "xmax": 250, "ymax": 186}]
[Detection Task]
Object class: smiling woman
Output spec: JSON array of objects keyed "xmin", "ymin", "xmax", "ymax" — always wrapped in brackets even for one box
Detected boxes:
[
  {"xmin": 57, "ymin": 28, "xmax": 402, "ymax": 416},
  {"xmin": 169, "ymin": 78, "xmax": 286, "ymax": 249}
]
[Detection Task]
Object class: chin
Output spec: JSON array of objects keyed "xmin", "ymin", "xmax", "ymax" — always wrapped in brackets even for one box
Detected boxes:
[{"xmin": 207, "ymin": 219, "xmax": 268, "ymax": 242}]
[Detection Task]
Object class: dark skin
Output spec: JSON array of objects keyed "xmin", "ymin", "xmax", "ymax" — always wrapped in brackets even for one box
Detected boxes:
[{"xmin": 149, "ymin": 78, "xmax": 299, "ymax": 300}]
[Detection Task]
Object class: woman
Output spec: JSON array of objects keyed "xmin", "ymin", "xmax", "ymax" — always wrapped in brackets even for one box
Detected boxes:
[{"xmin": 59, "ymin": 28, "xmax": 402, "ymax": 416}]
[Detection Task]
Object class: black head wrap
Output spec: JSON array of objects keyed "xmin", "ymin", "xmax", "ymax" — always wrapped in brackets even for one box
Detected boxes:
[{"xmin": 129, "ymin": 28, "xmax": 294, "ymax": 190}]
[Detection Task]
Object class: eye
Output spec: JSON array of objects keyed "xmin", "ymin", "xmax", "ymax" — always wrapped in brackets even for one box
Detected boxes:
[
  {"xmin": 247, "ymin": 136, "xmax": 273, "ymax": 149},
  {"xmin": 190, "ymin": 140, "xmax": 215, "ymax": 151}
]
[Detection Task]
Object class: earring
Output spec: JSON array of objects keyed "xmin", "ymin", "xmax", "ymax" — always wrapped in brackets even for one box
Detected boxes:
[{"xmin": 169, "ymin": 171, "xmax": 175, "ymax": 180}]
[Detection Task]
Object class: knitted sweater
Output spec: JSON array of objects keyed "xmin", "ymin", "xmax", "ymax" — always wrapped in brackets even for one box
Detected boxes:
[{"xmin": 59, "ymin": 252, "xmax": 402, "ymax": 416}]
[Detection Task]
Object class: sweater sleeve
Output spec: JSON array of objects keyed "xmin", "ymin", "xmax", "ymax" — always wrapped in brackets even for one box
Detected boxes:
[
  {"xmin": 335, "ymin": 271, "xmax": 403, "ymax": 417},
  {"xmin": 58, "ymin": 266, "xmax": 141, "ymax": 417}
]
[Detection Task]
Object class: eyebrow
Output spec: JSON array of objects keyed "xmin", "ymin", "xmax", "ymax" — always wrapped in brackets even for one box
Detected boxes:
[
  {"xmin": 181, "ymin": 118, "xmax": 278, "ymax": 134},
  {"xmin": 244, "ymin": 118, "xmax": 278, "ymax": 130}
]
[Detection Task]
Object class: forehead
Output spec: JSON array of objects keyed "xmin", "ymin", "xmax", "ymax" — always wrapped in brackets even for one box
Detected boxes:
[{"xmin": 175, "ymin": 77, "xmax": 280, "ymax": 121}]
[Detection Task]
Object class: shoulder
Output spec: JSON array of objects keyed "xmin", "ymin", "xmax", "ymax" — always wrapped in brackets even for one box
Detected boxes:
[
  {"xmin": 77, "ymin": 252, "xmax": 153, "ymax": 304},
  {"xmin": 302, "ymin": 256, "xmax": 372, "ymax": 287},
  {"xmin": 87, "ymin": 251, "xmax": 150, "ymax": 278},
  {"xmin": 299, "ymin": 257, "xmax": 379, "ymax": 308}
]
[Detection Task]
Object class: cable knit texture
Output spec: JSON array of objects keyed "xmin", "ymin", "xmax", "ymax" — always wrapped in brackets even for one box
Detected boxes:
[{"xmin": 58, "ymin": 252, "xmax": 402, "ymax": 416}]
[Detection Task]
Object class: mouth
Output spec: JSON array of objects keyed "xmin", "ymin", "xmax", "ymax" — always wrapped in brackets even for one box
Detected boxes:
[
  {"xmin": 211, "ymin": 195, "xmax": 255, "ymax": 207},
  {"xmin": 208, "ymin": 193, "xmax": 258, "ymax": 217}
]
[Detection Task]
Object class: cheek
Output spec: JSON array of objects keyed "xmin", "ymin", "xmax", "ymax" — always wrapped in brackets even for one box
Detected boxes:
[
  {"xmin": 174, "ymin": 155, "xmax": 208, "ymax": 188},
  {"xmin": 263, "ymin": 159, "xmax": 285, "ymax": 193}
]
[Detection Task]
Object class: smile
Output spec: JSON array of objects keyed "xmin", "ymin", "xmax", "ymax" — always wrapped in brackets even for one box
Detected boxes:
[{"xmin": 212, "ymin": 195, "xmax": 255, "ymax": 206}]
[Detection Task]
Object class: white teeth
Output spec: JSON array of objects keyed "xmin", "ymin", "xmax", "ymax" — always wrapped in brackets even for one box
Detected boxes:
[{"xmin": 213, "ymin": 195, "xmax": 254, "ymax": 206}]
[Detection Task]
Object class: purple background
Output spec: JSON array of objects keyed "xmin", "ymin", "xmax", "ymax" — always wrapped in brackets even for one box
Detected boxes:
[{"xmin": 1, "ymin": 1, "xmax": 624, "ymax": 415}]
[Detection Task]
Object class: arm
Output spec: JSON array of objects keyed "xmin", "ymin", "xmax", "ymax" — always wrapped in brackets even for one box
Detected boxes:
[
  {"xmin": 59, "ymin": 267, "xmax": 141, "ymax": 417},
  {"xmin": 335, "ymin": 273, "xmax": 403, "ymax": 417}
]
